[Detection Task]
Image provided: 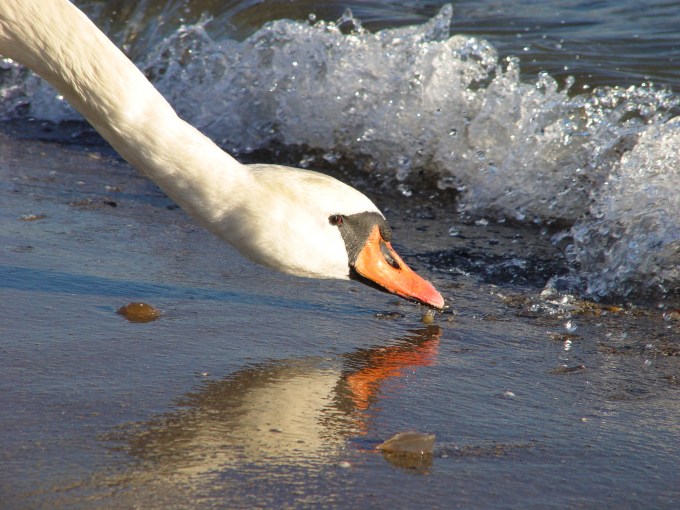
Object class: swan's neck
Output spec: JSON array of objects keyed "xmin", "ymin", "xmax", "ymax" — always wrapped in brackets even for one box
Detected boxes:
[{"xmin": 0, "ymin": 0, "xmax": 250, "ymax": 226}]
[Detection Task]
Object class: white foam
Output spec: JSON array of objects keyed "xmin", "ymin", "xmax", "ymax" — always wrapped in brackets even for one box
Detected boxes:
[
  {"xmin": 0, "ymin": 57, "xmax": 78, "ymax": 122},
  {"xmin": 566, "ymin": 117, "xmax": 680, "ymax": 300}
]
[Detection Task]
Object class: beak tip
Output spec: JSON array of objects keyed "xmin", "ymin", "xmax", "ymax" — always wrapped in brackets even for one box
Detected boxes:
[{"xmin": 420, "ymin": 286, "xmax": 445, "ymax": 310}]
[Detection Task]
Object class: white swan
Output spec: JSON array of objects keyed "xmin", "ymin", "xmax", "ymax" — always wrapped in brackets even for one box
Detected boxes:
[{"xmin": 0, "ymin": 0, "xmax": 444, "ymax": 309}]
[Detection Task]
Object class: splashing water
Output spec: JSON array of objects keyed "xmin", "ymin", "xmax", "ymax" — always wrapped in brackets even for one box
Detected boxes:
[
  {"xmin": 1, "ymin": 5, "xmax": 678, "ymax": 302},
  {"xmin": 565, "ymin": 117, "xmax": 680, "ymax": 300}
]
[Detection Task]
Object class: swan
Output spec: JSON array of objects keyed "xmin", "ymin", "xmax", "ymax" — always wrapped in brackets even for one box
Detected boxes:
[{"xmin": 0, "ymin": 0, "xmax": 444, "ymax": 309}]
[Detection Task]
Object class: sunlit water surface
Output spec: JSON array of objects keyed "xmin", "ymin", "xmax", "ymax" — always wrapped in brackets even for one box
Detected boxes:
[{"xmin": 1, "ymin": 1, "xmax": 679, "ymax": 508}]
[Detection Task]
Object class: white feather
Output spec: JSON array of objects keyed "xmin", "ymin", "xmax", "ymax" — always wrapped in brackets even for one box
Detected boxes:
[{"xmin": 0, "ymin": 0, "xmax": 381, "ymax": 279}]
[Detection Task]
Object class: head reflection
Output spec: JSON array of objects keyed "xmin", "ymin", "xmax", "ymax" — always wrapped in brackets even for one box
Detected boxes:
[{"xmin": 112, "ymin": 326, "xmax": 441, "ymax": 479}]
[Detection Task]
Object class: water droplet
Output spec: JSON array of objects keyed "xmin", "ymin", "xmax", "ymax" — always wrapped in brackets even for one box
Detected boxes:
[
  {"xmin": 398, "ymin": 184, "xmax": 412, "ymax": 197},
  {"xmin": 322, "ymin": 151, "xmax": 339, "ymax": 164}
]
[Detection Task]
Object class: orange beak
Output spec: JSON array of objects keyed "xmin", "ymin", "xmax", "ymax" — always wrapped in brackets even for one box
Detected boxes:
[{"xmin": 353, "ymin": 226, "xmax": 445, "ymax": 309}]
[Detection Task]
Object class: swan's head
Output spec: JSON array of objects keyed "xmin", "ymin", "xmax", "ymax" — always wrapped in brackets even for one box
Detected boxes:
[
  {"xmin": 328, "ymin": 210, "xmax": 445, "ymax": 309},
  {"xmin": 227, "ymin": 165, "xmax": 445, "ymax": 309}
]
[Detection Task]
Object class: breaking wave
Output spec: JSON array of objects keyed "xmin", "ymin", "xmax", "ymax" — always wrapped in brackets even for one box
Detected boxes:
[{"xmin": 1, "ymin": 5, "xmax": 678, "ymax": 302}]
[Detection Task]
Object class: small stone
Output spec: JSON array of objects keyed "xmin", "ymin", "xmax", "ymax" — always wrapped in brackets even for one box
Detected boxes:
[
  {"xmin": 550, "ymin": 364, "xmax": 586, "ymax": 375},
  {"xmin": 117, "ymin": 302, "xmax": 161, "ymax": 323},
  {"xmin": 377, "ymin": 431, "xmax": 435, "ymax": 455},
  {"xmin": 421, "ymin": 309, "xmax": 436, "ymax": 324},
  {"xmin": 19, "ymin": 213, "xmax": 47, "ymax": 221}
]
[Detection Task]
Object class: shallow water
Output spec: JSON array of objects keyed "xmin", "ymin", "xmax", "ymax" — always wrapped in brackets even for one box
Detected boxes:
[
  {"xmin": 2, "ymin": 1, "xmax": 680, "ymax": 508},
  {"xmin": 2, "ymin": 128, "xmax": 680, "ymax": 509}
]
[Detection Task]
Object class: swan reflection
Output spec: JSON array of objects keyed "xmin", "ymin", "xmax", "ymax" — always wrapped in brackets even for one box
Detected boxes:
[{"xmin": 109, "ymin": 326, "xmax": 441, "ymax": 481}]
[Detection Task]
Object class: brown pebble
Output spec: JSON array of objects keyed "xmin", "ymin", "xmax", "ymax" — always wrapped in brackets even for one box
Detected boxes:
[
  {"xmin": 375, "ymin": 311, "xmax": 405, "ymax": 320},
  {"xmin": 421, "ymin": 309, "xmax": 436, "ymax": 325},
  {"xmin": 377, "ymin": 431, "xmax": 436, "ymax": 454},
  {"xmin": 550, "ymin": 364, "xmax": 586, "ymax": 375},
  {"xmin": 117, "ymin": 302, "xmax": 161, "ymax": 323},
  {"xmin": 20, "ymin": 213, "xmax": 47, "ymax": 221}
]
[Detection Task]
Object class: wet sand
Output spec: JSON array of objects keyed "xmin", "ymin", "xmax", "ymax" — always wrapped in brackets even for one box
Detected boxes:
[{"xmin": 2, "ymin": 128, "xmax": 680, "ymax": 508}]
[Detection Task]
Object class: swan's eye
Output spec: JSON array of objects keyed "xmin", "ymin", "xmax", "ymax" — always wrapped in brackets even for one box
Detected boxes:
[
  {"xmin": 380, "ymin": 241, "xmax": 401, "ymax": 269},
  {"xmin": 329, "ymin": 214, "xmax": 344, "ymax": 226}
]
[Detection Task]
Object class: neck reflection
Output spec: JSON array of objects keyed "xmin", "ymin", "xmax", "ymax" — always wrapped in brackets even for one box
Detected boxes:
[{"xmin": 110, "ymin": 326, "xmax": 441, "ymax": 479}]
